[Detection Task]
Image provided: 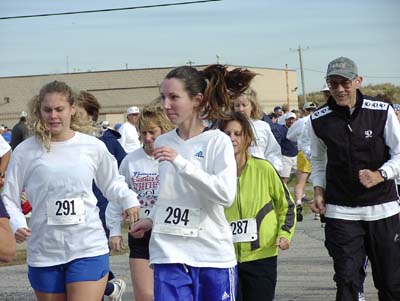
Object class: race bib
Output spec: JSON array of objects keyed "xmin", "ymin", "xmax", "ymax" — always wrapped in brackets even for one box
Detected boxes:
[
  {"xmin": 230, "ymin": 218, "xmax": 258, "ymax": 243},
  {"xmin": 47, "ymin": 197, "xmax": 85, "ymax": 225},
  {"xmin": 153, "ymin": 204, "xmax": 201, "ymax": 237},
  {"xmin": 139, "ymin": 206, "xmax": 153, "ymax": 219}
]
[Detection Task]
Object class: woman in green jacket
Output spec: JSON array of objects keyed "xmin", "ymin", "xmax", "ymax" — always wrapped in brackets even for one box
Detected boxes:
[{"xmin": 219, "ymin": 111, "xmax": 296, "ymax": 301}]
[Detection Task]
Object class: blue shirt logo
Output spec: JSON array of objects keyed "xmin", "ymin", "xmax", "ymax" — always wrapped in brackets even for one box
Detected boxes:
[{"xmin": 194, "ymin": 150, "xmax": 204, "ymax": 158}]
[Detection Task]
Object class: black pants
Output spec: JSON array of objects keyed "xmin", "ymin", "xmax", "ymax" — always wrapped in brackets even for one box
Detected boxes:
[
  {"xmin": 237, "ymin": 256, "xmax": 277, "ymax": 301},
  {"xmin": 325, "ymin": 214, "xmax": 400, "ymax": 301}
]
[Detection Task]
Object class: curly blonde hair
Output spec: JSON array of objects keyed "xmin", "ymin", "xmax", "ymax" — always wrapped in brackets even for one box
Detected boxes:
[
  {"xmin": 137, "ymin": 105, "xmax": 175, "ymax": 142},
  {"xmin": 28, "ymin": 80, "xmax": 85, "ymax": 151},
  {"xmin": 232, "ymin": 88, "xmax": 263, "ymax": 120}
]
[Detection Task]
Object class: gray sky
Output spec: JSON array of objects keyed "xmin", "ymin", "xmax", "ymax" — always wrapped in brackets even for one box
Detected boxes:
[{"xmin": 1, "ymin": 0, "xmax": 399, "ymax": 93}]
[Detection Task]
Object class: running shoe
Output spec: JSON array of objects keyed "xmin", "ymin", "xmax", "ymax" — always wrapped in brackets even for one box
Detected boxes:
[
  {"xmin": 296, "ymin": 204, "xmax": 303, "ymax": 222},
  {"xmin": 358, "ymin": 292, "xmax": 366, "ymax": 301},
  {"xmin": 108, "ymin": 278, "xmax": 126, "ymax": 301}
]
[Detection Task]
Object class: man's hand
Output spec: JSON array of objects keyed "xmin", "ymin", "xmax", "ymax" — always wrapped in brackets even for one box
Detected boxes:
[
  {"xmin": 359, "ymin": 169, "xmax": 384, "ymax": 188},
  {"xmin": 310, "ymin": 186, "xmax": 326, "ymax": 215}
]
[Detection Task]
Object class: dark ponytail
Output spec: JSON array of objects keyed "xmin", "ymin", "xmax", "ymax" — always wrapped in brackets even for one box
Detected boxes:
[{"xmin": 164, "ymin": 64, "xmax": 256, "ymax": 121}]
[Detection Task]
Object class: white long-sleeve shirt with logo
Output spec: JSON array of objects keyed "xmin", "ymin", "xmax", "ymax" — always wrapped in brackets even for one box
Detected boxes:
[
  {"xmin": 1, "ymin": 132, "xmax": 139, "ymax": 267},
  {"xmin": 149, "ymin": 129, "xmax": 237, "ymax": 268}
]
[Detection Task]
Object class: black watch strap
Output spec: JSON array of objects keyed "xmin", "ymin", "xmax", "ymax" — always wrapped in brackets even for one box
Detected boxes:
[{"xmin": 378, "ymin": 169, "xmax": 388, "ymax": 181}]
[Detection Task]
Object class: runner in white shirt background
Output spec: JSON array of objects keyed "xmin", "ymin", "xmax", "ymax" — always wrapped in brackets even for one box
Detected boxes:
[
  {"xmin": 232, "ymin": 87, "xmax": 283, "ymax": 172},
  {"xmin": 287, "ymin": 101, "xmax": 317, "ymax": 221},
  {"xmin": 0, "ymin": 134, "xmax": 11, "ymax": 188},
  {"xmin": 118, "ymin": 106, "xmax": 142, "ymax": 153},
  {"xmin": 106, "ymin": 104, "xmax": 174, "ymax": 301},
  {"xmin": 130, "ymin": 64, "xmax": 255, "ymax": 301},
  {"xmin": 1, "ymin": 80, "xmax": 140, "ymax": 301}
]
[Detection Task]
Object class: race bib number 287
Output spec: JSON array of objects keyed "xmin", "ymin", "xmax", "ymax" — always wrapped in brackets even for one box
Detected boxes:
[{"xmin": 230, "ymin": 218, "xmax": 258, "ymax": 243}]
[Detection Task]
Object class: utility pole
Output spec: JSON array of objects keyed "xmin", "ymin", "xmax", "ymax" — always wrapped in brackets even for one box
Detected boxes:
[
  {"xmin": 216, "ymin": 54, "xmax": 220, "ymax": 64},
  {"xmin": 186, "ymin": 60, "xmax": 194, "ymax": 66},
  {"xmin": 285, "ymin": 64, "xmax": 290, "ymax": 106},
  {"xmin": 290, "ymin": 45, "xmax": 309, "ymax": 102}
]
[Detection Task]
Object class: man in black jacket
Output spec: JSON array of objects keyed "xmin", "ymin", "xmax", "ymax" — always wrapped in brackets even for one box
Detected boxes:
[
  {"xmin": 310, "ymin": 57, "xmax": 400, "ymax": 301},
  {"xmin": 11, "ymin": 111, "xmax": 29, "ymax": 150}
]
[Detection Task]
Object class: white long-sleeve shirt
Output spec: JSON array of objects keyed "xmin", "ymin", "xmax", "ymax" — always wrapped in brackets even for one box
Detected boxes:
[
  {"xmin": 106, "ymin": 147, "xmax": 159, "ymax": 237},
  {"xmin": 299, "ymin": 118, "xmax": 312, "ymax": 160},
  {"xmin": 287, "ymin": 115, "xmax": 310, "ymax": 150},
  {"xmin": 0, "ymin": 135, "xmax": 11, "ymax": 157},
  {"xmin": 310, "ymin": 106, "xmax": 400, "ymax": 221},
  {"xmin": 118, "ymin": 122, "xmax": 141, "ymax": 153},
  {"xmin": 149, "ymin": 129, "xmax": 237, "ymax": 268},
  {"xmin": 1, "ymin": 132, "xmax": 139, "ymax": 267},
  {"xmin": 250, "ymin": 119, "xmax": 283, "ymax": 172}
]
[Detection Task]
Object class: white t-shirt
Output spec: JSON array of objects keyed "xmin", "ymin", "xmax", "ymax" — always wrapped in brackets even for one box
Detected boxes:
[
  {"xmin": 1, "ymin": 132, "xmax": 139, "ymax": 267},
  {"xmin": 287, "ymin": 115, "xmax": 310, "ymax": 149},
  {"xmin": 107, "ymin": 147, "xmax": 159, "ymax": 237},
  {"xmin": 118, "ymin": 121, "xmax": 141, "ymax": 153},
  {"xmin": 250, "ymin": 119, "xmax": 283, "ymax": 172},
  {"xmin": 149, "ymin": 129, "xmax": 237, "ymax": 268}
]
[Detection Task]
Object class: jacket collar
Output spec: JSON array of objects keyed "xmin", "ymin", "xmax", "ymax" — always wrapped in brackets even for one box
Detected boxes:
[{"xmin": 327, "ymin": 89, "xmax": 364, "ymax": 119}]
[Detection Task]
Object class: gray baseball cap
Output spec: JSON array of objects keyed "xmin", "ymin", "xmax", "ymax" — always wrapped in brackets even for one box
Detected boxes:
[{"xmin": 326, "ymin": 57, "xmax": 358, "ymax": 80}]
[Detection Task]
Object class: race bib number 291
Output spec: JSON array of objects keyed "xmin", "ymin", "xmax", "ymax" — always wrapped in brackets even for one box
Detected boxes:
[
  {"xmin": 47, "ymin": 197, "xmax": 85, "ymax": 225},
  {"xmin": 153, "ymin": 204, "xmax": 200, "ymax": 237}
]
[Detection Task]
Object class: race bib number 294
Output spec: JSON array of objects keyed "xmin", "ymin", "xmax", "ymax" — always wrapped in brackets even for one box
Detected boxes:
[{"xmin": 153, "ymin": 205, "xmax": 200, "ymax": 237}]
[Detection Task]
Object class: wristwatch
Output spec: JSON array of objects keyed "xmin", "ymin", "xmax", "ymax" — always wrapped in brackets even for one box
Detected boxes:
[{"xmin": 378, "ymin": 169, "xmax": 388, "ymax": 181}]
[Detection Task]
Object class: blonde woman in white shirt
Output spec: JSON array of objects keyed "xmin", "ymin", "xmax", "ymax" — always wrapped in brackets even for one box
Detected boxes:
[
  {"xmin": 107, "ymin": 105, "xmax": 174, "ymax": 301},
  {"xmin": 232, "ymin": 88, "xmax": 283, "ymax": 172},
  {"xmin": 1, "ymin": 81, "xmax": 139, "ymax": 301}
]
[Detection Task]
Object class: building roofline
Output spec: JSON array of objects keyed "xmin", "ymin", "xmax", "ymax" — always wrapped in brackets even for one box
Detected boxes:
[{"xmin": 0, "ymin": 64, "xmax": 295, "ymax": 80}]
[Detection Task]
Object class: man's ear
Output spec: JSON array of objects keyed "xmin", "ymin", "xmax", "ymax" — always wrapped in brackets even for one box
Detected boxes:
[{"xmin": 355, "ymin": 76, "xmax": 363, "ymax": 89}]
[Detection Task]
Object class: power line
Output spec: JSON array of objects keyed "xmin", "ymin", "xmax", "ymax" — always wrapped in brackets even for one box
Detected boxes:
[{"xmin": 0, "ymin": 0, "xmax": 221, "ymax": 20}]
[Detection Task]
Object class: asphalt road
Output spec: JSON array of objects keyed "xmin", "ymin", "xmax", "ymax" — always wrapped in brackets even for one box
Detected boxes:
[{"xmin": 0, "ymin": 212, "xmax": 378, "ymax": 301}]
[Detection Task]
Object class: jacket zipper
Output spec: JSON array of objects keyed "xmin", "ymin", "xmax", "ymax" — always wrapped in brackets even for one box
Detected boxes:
[
  {"xmin": 236, "ymin": 177, "xmax": 242, "ymax": 261},
  {"xmin": 346, "ymin": 117, "xmax": 354, "ymax": 190}
]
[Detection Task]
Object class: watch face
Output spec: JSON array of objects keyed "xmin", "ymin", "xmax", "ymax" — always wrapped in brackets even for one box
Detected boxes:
[{"xmin": 379, "ymin": 169, "xmax": 387, "ymax": 180}]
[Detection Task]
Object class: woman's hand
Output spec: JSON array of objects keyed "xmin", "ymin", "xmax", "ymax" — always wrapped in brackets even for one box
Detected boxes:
[
  {"xmin": 15, "ymin": 227, "xmax": 31, "ymax": 243},
  {"xmin": 109, "ymin": 236, "xmax": 125, "ymax": 252},
  {"xmin": 129, "ymin": 218, "xmax": 153, "ymax": 239},
  {"xmin": 276, "ymin": 237, "xmax": 290, "ymax": 250},
  {"xmin": 124, "ymin": 206, "xmax": 140, "ymax": 224},
  {"xmin": 153, "ymin": 147, "xmax": 177, "ymax": 163}
]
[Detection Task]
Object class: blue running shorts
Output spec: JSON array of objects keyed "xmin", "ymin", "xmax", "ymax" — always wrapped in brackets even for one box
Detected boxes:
[
  {"xmin": 28, "ymin": 253, "xmax": 109, "ymax": 293},
  {"xmin": 154, "ymin": 263, "xmax": 237, "ymax": 301}
]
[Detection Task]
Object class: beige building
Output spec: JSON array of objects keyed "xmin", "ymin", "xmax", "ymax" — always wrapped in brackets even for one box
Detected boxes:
[{"xmin": 0, "ymin": 65, "xmax": 298, "ymax": 126}]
